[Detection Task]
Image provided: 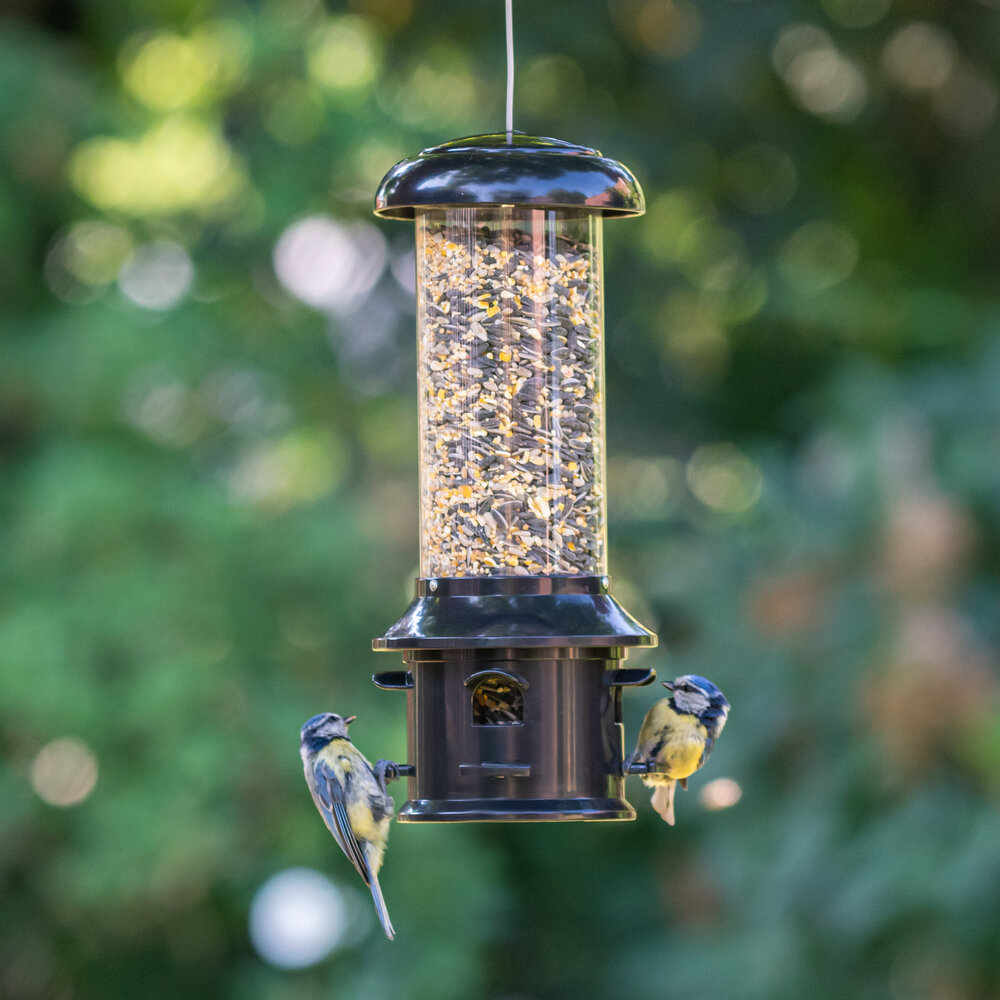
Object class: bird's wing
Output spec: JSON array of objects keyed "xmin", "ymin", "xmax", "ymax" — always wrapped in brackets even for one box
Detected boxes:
[
  {"xmin": 312, "ymin": 758, "xmax": 372, "ymax": 887},
  {"xmin": 697, "ymin": 733, "xmax": 716, "ymax": 770}
]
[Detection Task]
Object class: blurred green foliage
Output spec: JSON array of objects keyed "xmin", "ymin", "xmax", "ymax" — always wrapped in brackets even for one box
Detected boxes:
[{"xmin": 3, "ymin": 0, "xmax": 1000, "ymax": 997}]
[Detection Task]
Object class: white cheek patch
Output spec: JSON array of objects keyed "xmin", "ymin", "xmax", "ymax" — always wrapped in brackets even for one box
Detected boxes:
[
  {"xmin": 714, "ymin": 703, "xmax": 729, "ymax": 735},
  {"xmin": 674, "ymin": 688, "xmax": 710, "ymax": 716}
]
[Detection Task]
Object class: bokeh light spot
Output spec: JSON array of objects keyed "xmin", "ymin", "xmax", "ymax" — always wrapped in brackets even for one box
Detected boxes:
[
  {"xmin": 352, "ymin": 138, "xmax": 408, "ymax": 190},
  {"xmin": 687, "ymin": 444, "xmax": 763, "ymax": 513},
  {"xmin": 58, "ymin": 221, "xmax": 134, "ymax": 286},
  {"xmin": 642, "ymin": 189, "xmax": 714, "ymax": 266},
  {"xmin": 260, "ymin": 0, "xmax": 321, "ymax": 30},
  {"xmin": 69, "ymin": 117, "xmax": 245, "ymax": 217},
  {"xmin": 120, "ymin": 22, "xmax": 250, "ymax": 110},
  {"xmin": 773, "ymin": 25, "xmax": 867, "ymax": 121},
  {"xmin": 249, "ymin": 868, "xmax": 349, "ymax": 968},
  {"xmin": 519, "ymin": 55, "xmax": 587, "ymax": 117},
  {"xmin": 273, "ymin": 215, "xmax": 386, "ymax": 311},
  {"xmin": 700, "ymin": 777, "xmax": 743, "ymax": 811},
  {"xmin": 772, "ymin": 24, "xmax": 830, "ymax": 74},
  {"xmin": 352, "ymin": 0, "xmax": 413, "ymax": 29},
  {"xmin": 634, "ymin": 0, "xmax": 703, "ymax": 59},
  {"xmin": 881, "ymin": 23, "xmax": 956, "ymax": 92},
  {"xmin": 123, "ymin": 34, "xmax": 216, "ymax": 109},
  {"xmin": 307, "ymin": 16, "xmax": 380, "ymax": 93},
  {"xmin": 124, "ymin": 367, "xmax": 204, "ymax": 447},
  {"xmin": 778, "ymin": 220, "xmax": 859, "ymax": 294},
  {"xmin": 118, "ymin": 242, "xmax": 194, "ymax": 311},
  {"xmin": 44, "ymin": 221, "xmax": 134, "ymax": 303},
  {"xmin": 31, "ymin": 738, "xmax": 98, "ymax": 807},
  {"xmin": 713, "ymin": 267, "xmax": 769, "ymax": 324},
  {"xmin": 609, "ymin": 457, "xmax": 682, "ymax": 518},
  {"xmin": 821, "ymin": 0, "xmax": 891, "ymax": 29},
  {"xmin": 609, "ymin": 0, "xmax": 702, "ymax": 58},
  {"xmin": 227, "ymin": 430, "xmax": 345, "ymax": 508}
]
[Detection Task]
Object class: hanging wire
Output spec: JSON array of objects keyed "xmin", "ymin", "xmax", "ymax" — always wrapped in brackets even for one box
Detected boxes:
[{"xmin": 505, "ymin": 0, "xmax": 514, "ymax": 142}]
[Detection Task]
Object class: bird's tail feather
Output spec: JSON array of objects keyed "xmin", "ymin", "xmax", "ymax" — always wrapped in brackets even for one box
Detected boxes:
[
  {"xmin": 650, "ymin": 780, "xmax": 676, "ymax": 825},
  {"xmin": 369, "ymin": 872, "xmax": 395, "ymax": 940}
]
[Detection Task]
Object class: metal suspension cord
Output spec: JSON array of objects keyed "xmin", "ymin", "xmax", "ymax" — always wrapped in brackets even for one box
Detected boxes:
[{"xmin": 505, "ymin": 0, "xmax": 514, "ymax": 142}]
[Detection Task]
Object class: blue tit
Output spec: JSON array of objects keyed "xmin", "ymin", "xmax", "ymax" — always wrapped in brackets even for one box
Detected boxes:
[
  {"xmin": 628, "ymin": 674, "xmax": 730, "ymax": 825},
  {"xmin": 300, "ymin": 712, "xmax": 396, "ymax": 940}
]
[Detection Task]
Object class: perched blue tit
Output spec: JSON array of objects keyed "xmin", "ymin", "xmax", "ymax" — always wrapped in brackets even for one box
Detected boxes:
[
  {"xmin": 628, "ymin": 675, "xmax": 730, "ymax": 826},
  {"xmin": 300, "ymin": 712, "xmax": 396, "ymax": 940}
]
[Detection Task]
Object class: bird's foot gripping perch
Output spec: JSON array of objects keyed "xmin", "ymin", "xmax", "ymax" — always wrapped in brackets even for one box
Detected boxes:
[
  {"xmin": 621, "ymin": 758, "xmax": 687, "ymax": 788},
  {"xmin": 374, "ymin": 759, "xmax": 415, "ymax": 792},
  {"xmin": 622, "ymin": 753, "xmax": 648, "ymax": 777}
]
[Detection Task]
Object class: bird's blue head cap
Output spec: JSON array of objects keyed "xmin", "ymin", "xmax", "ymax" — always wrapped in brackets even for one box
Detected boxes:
[
  {"xmin": 664, "ymin": 675, "xmax": 730, "ymax": 732},
  {"xmin": 300, "ymin": 712, "xmax": 356, "ymax": 752}
]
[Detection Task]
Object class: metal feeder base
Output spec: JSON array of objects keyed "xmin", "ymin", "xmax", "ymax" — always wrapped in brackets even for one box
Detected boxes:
[
  {"xmin": 397, "ymin": 798, "xmax": 635, "ymax": 823},
  {"xmin": 373, "ymin": 577, "xmax": 657, "ymax": 823}
]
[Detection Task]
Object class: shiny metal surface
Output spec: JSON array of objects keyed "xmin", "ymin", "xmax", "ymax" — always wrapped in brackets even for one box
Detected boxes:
[
  {"xmin": 374, "ymin": 132, "xmax": 644, "ymax": 219},
  {"xmin": 389, "ymin": 646, "xmax": 639, "ymax": 823},
  {"xmin": 373, "ymin": 575, "xmax": 657, "ymax": 650},
  {"xmin": 371, "ymin": 671, "xmax": 414, "ymax": 690}
]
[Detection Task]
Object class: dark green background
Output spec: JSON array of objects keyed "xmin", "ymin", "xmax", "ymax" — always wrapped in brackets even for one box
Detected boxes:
[{"xmin": 3, "ymin": 0, "xmax": 1000, "ymax": 997}]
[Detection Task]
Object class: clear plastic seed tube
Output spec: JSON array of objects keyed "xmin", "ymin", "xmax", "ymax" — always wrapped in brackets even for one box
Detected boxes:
[{"xmin": 415, "ymin": 207, "xmax": 607, "ymax": 578}]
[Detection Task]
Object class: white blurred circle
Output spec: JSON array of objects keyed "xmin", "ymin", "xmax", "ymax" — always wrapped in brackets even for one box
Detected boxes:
[
  {"xmin": 881, "ymin": 23, "xmax": 956, "ymax": 92},
  {"xmin": 30, "ymin": 738, "xmax": 98, "ymax": 807},
  {"xmin": 118, "ymin": 241, "xmax": 195, "ymax": 310},
  {"xmin": 772, "ymin": 25, "xmax": 868, "ymax": 122},
  {"xmin": 273, "ymin": 215, "xmax": 386, "ymax": 311},
  {"xmin": 249, "ymin": 868, "xmax": 349, "ymax": 968},
  {"xmin": 700, "ymin": 777, "xmax": 743, "ymax": 811}
]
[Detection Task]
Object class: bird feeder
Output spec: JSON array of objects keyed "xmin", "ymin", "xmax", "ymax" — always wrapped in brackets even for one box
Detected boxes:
[{"xmin": 372, "ymin": 132, "xmax": 657, "ymax": 822}]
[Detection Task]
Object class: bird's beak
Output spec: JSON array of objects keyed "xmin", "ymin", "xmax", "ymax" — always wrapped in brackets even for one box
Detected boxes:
[
  {"xmin": 661, "ymin": 681, "xmax": 674, "ymax": 691},
  {"xmin": 344, "ymin": 715, "xmax": 357, "ymax": 725}
]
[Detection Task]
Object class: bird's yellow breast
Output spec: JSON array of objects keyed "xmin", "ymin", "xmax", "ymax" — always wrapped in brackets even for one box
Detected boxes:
[{"xmin": 638, "ymin": 701, "xmax": 708, "ymax": 781}]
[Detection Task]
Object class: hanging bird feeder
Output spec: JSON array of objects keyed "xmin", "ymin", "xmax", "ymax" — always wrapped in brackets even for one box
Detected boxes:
[{"xmin": 371, "ymin": 131, "xmax": 659, "ymax": 822}]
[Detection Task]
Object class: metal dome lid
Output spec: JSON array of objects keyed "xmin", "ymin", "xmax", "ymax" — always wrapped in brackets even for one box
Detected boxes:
[{"xmin": 374, "ymin": 131, "xmax": 644, "ymax": 220}]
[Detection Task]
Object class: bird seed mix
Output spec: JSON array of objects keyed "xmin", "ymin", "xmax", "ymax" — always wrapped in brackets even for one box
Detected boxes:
[{"xmin": 417, "ymin": 216, "xmax": 606, "ymax": 577}]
